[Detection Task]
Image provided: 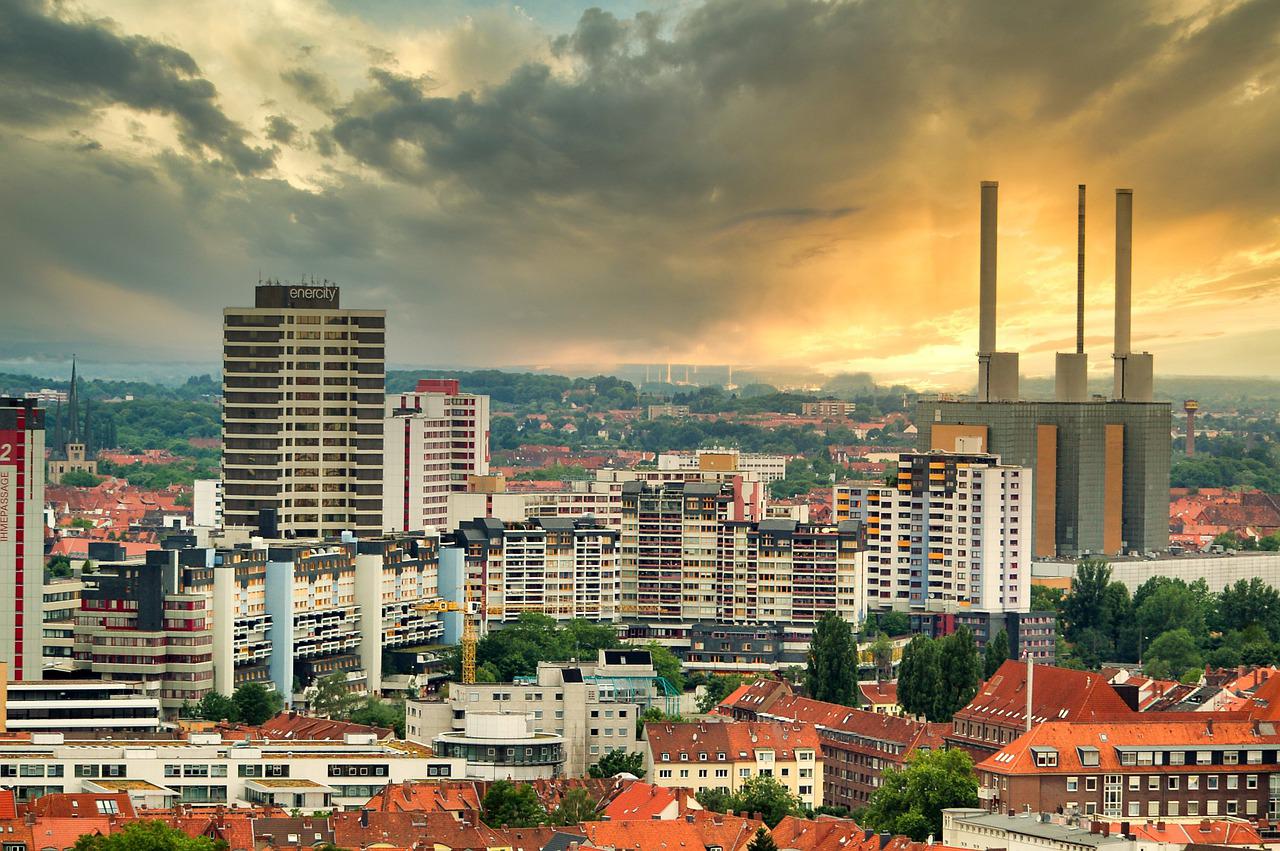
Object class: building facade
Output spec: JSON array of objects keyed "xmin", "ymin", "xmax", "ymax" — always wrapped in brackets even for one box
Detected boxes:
[
  {"xmin": 222, "ymin": 283, "xmax": 385, "ymax": 539},
  {"xmin": 383, "ymin": 380, "xmax": 490, "ymax": 533},
  {"xmin": 1, "ymin": 399, "xmax": 45, "ymax": 680},
  {"xmin": 847, "ymin": 451, "xmax": 1031, "ymax": 614},
  {"xmin": 193, "ymin": 479, "xmax": 224, "ymax": 528},
  {"xmin": 644, "ymin": 721, "xmax": 823, "ymax": 810},
  {"xmin": 4, "ymin": 680, "xmax": 162, "ymax": 734}
]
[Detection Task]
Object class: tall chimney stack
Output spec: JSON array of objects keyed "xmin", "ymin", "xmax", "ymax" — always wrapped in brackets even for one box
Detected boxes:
[
  {"xmin": 1114, "ymin": 188, "xmax": 1133, "ymax": 358},
  {"xmin": 976, "ymin": 181, "xmax": 1019, "ymax": 401},
  {"xmin": 1056, "ymin": 185, "xmax": 1089, "ymax": 402},
  {"xmin": 980, "ymin": 181, "xmax": 999, "ymax": 356},
  {"xmin": 1076, "ymin": 184, "xmax": 1086, "ymax": 355}
]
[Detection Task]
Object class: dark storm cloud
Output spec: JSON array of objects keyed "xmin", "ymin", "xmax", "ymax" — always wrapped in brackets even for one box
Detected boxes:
[
  {"xmin": 280, "ymin": 67, "xmax": 338, "ymax": 110},
  {"xmin": 264, "ymin": 114, "xmax": 299, "ymax": 145},
  {"xmin": 0, "ymin": 0, "xmax": 274, "ymax": 174}
]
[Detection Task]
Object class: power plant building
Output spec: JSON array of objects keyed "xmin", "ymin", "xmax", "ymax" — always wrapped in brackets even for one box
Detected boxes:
[{"xmin": 916, "ymin": 183, "xmax": 1170, "ymax": 558}]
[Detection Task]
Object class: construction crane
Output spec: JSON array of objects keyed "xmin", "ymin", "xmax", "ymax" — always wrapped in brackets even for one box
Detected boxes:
[{"xmin": 416, "ymin": 600, "xmax": 481, "ymax": 684}]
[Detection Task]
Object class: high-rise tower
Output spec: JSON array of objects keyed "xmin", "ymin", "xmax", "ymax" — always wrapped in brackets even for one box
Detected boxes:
[
  {"xmin": 222, "ymin": 282, "xmax": 385, "ymax": 539},
  {"xmin": 0, "ymin": 398, "xmax": 46, "ymax": 679}
]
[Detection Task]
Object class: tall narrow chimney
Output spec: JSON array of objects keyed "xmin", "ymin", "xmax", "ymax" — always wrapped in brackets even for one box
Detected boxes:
[
  {"xmin": 979, "ymin": 181, "xmax": 999, "ymax": 356},
  {"xmin": 1114, "ymin": 188, "xmax": 1133, "ymax": 357},
  {"xmin": 1076, "ymin": 184, "xmax": 1086, "ymax": 354},
  {"xmin": 1026, "ymin": 651, "xmax": 1034, "ymax": 732}
]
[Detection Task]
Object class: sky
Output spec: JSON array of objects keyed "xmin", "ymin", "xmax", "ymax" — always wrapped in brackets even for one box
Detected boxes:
[{"xmin": 1, "ymin": 0, "xmax": 1278, "ymax": 389}]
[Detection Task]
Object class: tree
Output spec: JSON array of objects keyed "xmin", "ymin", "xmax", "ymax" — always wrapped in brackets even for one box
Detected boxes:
[
  {"xmin": 1134, "ymin": 577, "xmax": 1209, "ymax": 643},
  {"xmin": 730, "ymin": 775, "xmax": 804, "ymax": 828},
  {"xmin": 861, "ymin": 748, "xmax": 979, "ymax": 841},
  {"xmin": 196, "ymin": 690, "xmax": 235, "ymax": 722},
  {"xmin": 636, "ymin": 706, "xmax": 686, "ymax": 738},
  {"xmin": 897, "ymin": 635, "xmax": 942, "ymax": 720},
  {"xmin": 1143, "ymin": 629, "xmax": 1203, "ymax": 680},
  {"xmin": 806, "ymin": 612, "xmax": 858, "ymax": 706},
  {"xmin": 938, "ymin": 627, "xmax": 981, "ymax": 721},
  {"xmin": 984, "ymin": 629, "xmax": 1010, "ymax": 678},
  {"xmin": 871, "ymin": 633, "xmax": 895, "ymax": 680},
  {"xmin": 551, "ymin": 787, "xmax": 601, "ymax": 825},
  {"xmin": 589, "ymin": 748, "xmax": 645, "ymax": 778},
  {"xmin": 646, "ymin": 641, "xmax": 686, "ymax": 692},
  {"xmin": 747, "ymin": 826, "xmax": 779, "ymax": 851},
  {"xmin": 73, "ymin": 820, "xmax": 227, "ymax": 851},
  {"xmin": 481, "ymin": 780, "xmax": 547, "ymax": 827},
  {"xmin": 696, "ymin": 787, "xmax": 734, "ymax": 813},
  {"xmin": 350, "ymin": 697, "xmax": 406, "ymax": 737},
  {"xmin": 864, "ymin": 610, "xmax": 910, "ymax": 637},
  {"xmin": 1217, "ymin": 578, "xmax": 1280, "ymax": 641},
  {"xmin": 1030, "ymin": 584, "xmax": 1064, "ymax": 615},
  {"xmin": 697, "ymin": 674, "xmax": 746, "ymax": 714},
  {"xmin": 232, "ymin": 683, "xmax": 279, "ymax": 726},
  {"xmin": 311, "ymin": 673, "xmax": 360, "ymax": 719},
  {"xmin": 60, "ymin": 469, "xmax": 104, "ymax": 487}
]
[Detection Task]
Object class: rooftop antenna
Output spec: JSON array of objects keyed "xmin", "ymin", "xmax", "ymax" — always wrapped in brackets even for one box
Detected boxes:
[{"xmin": 1076, "ymin": 184, "xmax": 1085, "ymax": 354}]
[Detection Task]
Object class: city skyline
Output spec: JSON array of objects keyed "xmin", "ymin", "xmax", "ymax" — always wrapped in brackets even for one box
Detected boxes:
[{"xmin": 2, "ymin": 0, "xmax": 1279, "ymax": 389}]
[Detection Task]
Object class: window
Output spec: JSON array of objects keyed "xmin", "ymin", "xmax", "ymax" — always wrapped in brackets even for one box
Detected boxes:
[
  {"xmin": 1085, "ymin": 777, "xmax": 1098, "ymax": 791},
  {"xmin": 1248, "ymin": 750, "xmax": 1263, "ymax": 765},
  {"xmin": 1066, "ymin": 777, "xmax": 1078, "ymax": 792},
  {"xmin": 1168, "ymin": 776, "xmax": 1180, "ymax": 790},
  {"xmin": 1208, "ymin": 800, "xmax": 1220, "ymax": 816},
  {"xmin": 679, "ymin": 769, "xmax": 689, "ymax": 778},
  {"xmin": 1196, "ymin": 751, "xmax": 1212, "ymax": 765},
  {"xmin": 1248, "ymin": 775, "xmax": 1259, "ymax": 790},
  {"xmin": 1227, "ymin": 775, "xmax": 1239, "ymax": 790},
  {"xmin": 1169, "ymin": 751, "xmax": 1186, "ymax": 766},
  {"xmin": 1188, "ymin": 775, "xmax": 1199, "ymax": 790},
  {"xmin": 1188, "ymin": 801, "xmax": 1200, "ymax": 816},
  {"xmin": 1167, "ymin": 801, "xmax": 1179, "ymax": 817},
  {"xmin": 659, "ymin": 769, "xmax": 672, "ymax": 779},
  {"xmin": 1128, "ymin": 776, "xmax": 1140, "ymax": 792},
  {"xmin": 1034, "ymin": 749, "xmax": 1058, "ymax": 768},
  {"xmin": 1148, "ymin": 776, "xmax": 1159, "ymax": 790},
  {"xmin": 1227, "ymin": 800, "xmax": 1239, "ymax": 815},
  {"xmin": 1208, "ymin": 775, "xmax": 1219, "ymax": 791},
  {"xmin": 1127, "ymin": 802, "xmax": 1139, "ymax": 817},
  {"xmin": 739, "ymin": 768, "xmax": 750, "ymax": 778},
  {"xmin": 661, "ymin": 753, "xmax": 670, "ymax": 762},
  {"xmin": 1224, "ymin": 751, "xmax": 1239, "ymax": 765}
]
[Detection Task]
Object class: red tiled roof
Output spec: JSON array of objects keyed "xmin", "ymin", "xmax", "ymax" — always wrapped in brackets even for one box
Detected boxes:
[
  {"xmin": 1099, "ymin": 819, "xmax": 1262, "ymax": 846},
  {"xmin": 24, "ymin": 793, "xmax": 136, "ymax": 819},
  {"xmin": 859, "ymin": 682, "xmax": 898, "ymax": 705},
  {"xmin": 254, "ymin": 711, "xmax": 393, "ymax": 741},
  {"xmin": 978, "ymin": 718, "xmax": 1280, "ymax": 775},
  {"xmin": 955, "ymin": 660, "xmax": 1134, "ymax": 728},
  {"xmin": 769, "ymin": 816, "xmax": 882, "ymax": 851},
  {"xmin": 602, "ymin": 783, "xmax": 699, "ymax": 821},
  {"xmin": 762, "ymin": 696, "xmax": 935, "ymax": 750},
  {"xmin": 580, "ymin": 811, "xmax": 762, "ymax": 851},
  {"xmin": 646, "ymin": 720, "xmax": 820, "ymax": 763},
  {"xmin": 0, "ymin": 790, "xmax": 15, "ymax": 820},
  {"xmin": 363, "ymin": 780, "xmax": 482, "ymax": 813}
]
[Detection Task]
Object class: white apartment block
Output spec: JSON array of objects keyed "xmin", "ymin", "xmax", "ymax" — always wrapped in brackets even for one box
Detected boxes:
[
  {"xmin": 847, "ymin": 451, "xmax": 1031, "ymax": 613},
  {"xmin": 657, "ymin": 448, "xmax": 788, "ymax": 483},
  {"xmin": 383, "ymin": 379, "xmax": 489, "ymax": 533},
  {"xmin": 222, "ymin": 283, "xmax": 386, "ymax": 539},
  {"xmin": 0, "ymin": 731, "xmax": 463, "ymax": 807},
  {"xmin": 447, "ymin": 479, "xmax": 623, "ymax": 531},
  {"xmin": 445, "ymin": 518, "xmax": 621, "ymax": 628},
  {"xmin": 193, "ymin": 479, "xmax": 224, "ymax": 528},
  {"xmin": 405, "ymin": 649, "xmax": 662, "ymax": 777}
]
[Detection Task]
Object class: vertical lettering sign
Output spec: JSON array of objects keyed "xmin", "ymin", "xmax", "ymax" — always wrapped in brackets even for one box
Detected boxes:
[{"xmin": 0, "ymin": 429, "xmax": 18, "ymax": 674}]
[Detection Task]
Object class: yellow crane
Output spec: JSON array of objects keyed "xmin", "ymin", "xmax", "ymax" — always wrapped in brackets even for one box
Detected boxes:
[{"xmin": 416, "ymin": 600, "xmax": 480, "ymax": 684}]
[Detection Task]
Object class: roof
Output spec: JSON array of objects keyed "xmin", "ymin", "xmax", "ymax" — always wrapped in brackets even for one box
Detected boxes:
[
  {"xmin": 859, "ymin": 681, "xmax": 898, "ymax": 705},
  {"xmin": 23, "ymin": 793, "xmax": 136, "ymax": 819},
  {"xmin": 364, "ymin": 780, "xmax": 482, "ymax": 813},
  {"xmin": 718, "ymin": 678, "xmax": 792, "ymax": 716},
  {"xmin": 601, "ymin": 783, "xmax": 700, "ymax": 821},
  {"xmin": 0, "ymin": 790, "xmax": 15, "ymax": 820},
  {"xmin": 254, "ymin": 711, "xmax": 393, "ymax": 741},
  {"xmin": 978, "ymin": 718, "xmax": 1280, "ymax": 775},
  {"xmin": 1099, "ymin": 819, "xmax": 1262, "ymax": 846},
  {"xmin": 579, "ymin": 811, "xmax": 762, "ymax": 851},
  {"xmin": 954, "ymin": 661, "xmax": 1134, "ymax": 728},
  {"xmin": 770, "ymin": 816, "xmax": 890, "ymax": 851},
  {"xmin": 761, "ymin": 695, "xmax": 938, "ymax": 751},
  {"xmin": 947, "ymin": 811, "xmax": 1124, "ymax": 848},
  {"xmin": 646, "ymin": 721, "xmax": 820, "ymax": 763}
]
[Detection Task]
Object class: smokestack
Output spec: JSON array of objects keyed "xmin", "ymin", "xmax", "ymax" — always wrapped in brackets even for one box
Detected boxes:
[
  {"xmin": 1076, "ymin": 185, "xmax": 1086, "ymax": 354},
  {"xmin": 979, "ymin": 181, "xmax": 999, "ymax": 355},
  {"xmin": 1184, "ymin": 400, "xmax": 1199, "ymax": 456},
  {"xmin": 1114, "ymin": 189, "xmax": 1133, "ymax": 357},
  {"xmin": 1026, "ymin": 651, "xmax": 1033, "ymax": 732}
]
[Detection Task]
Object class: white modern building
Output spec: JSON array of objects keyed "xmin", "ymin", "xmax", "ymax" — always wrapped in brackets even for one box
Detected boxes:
[
  {"xmin": 0, "ymin": 731, "xmax": 463, "ymax": 807},
  {"xmin": 657, "ymin": 449, "xmax": 788, "ymax": 483},
  {"xmin": 193, "ymin": 479, "xmax": 224, "ymax": 528},
  {"xmin": 432, "ymin": 713, "xmax": 567, "ymax": 781},
  {"xmin": 4, "ymin": 680, "xmax": 162, "ymax": 733},
  {"xmin": 383, "ymin": 379, "xmax": 490, "ymax": 534},
  {"xmin": 846, "ymin": 451, "xmax": 1031, "ymax": 613},
  {"xmin": 406, "ymin": 648, "xmax": 664, "ymax": 777}
]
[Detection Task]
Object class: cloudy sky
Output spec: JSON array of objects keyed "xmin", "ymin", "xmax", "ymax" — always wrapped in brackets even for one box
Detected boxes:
[{"xmin": 2, "ymin": 0, "xmax": 1278, "ymax": 387}]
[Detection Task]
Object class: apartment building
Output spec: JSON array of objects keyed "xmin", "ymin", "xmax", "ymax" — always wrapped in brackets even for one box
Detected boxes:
[
  {"xmin": 976, "ymin": 718, "xmax": 1280, "ymax": 821},
  {"xmin": 404, "ymin": 649, "xmax": 662, "ymax": 777},
  {"xmin": 657, "ymin": 449, "xmax": 789, "ymax": 483},
  {"xmin": 447, "ymin": 479, "xmax": 624, "ymax": 530},
  {"xmin": 0, "ymin": 731, "xmax": 462, "ymax": 807},
  {"xmin": 802, "ymin": 401, "xmax": 857, "ymax": 418},
  {"xmin": 73, "ymin": 548, "xmax": 217, "ymax": 712},
  {"xmin": 222, "ymin": 283, "xmax": 385, "ymax": 539},
  {"xmin": 42, "ymin": 575, "xmax": 82, "ymax": 671},
  {"xmin": 723, "ymin": 680, "xmax": 944, "ymax": 811},
  {"xmin": 432, "ymin": 712, "xmax": 567, "ymax": 780},
  {"xmin": 383, "ymin": 380, "xmax": 490, "ymax": 533},
  {"xmin": 1, "ymin": 398, "xmax": 46, "ymax": 680},
  {"xmin": 4, "ymin": 680, "xmax": 162, "ymax": 733},
  {"xmin": 644, "ymin": 721, "xmax": 823, "ymax": 810},
  {"xmin": 846, "ymin": 451, "xmax": 1031, "ymax": 613},
  {"xmin": 444, "ymin": 517, "xmax": 620, "ymax": 629}
]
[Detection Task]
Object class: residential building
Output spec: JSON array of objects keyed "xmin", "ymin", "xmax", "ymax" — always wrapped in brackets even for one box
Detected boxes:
[
  {"xmin": 648, "ymin": 404, "xmax": 690, "ymax": 419},
  {"xmin": 4, "ymin": 680, "xmax": 161, "ymax": 734},
  {"xmin": 724, "ymin": 680, "xmax": 944, "ymax": 811},
  {"xmin": 975, "ymin": 718, "xmax": 1280, "ymax": 820},
  {"xmin": 657, "ymin": 449, "xmax": 789, "ymax": 483},
  {"xmin": 193, "ymin": 479, "xmax": 224, "ymax": 528},
  {"xmin": 42, "ymin": 575, "xmax": 82, "ymax": 671},
  {"xmin": 909, "ymin": 610, "xmax": 1057, "ymax": 665},
  {"xmin": 947, "ymin": 660, "xmax": 1134, "ymax": 760},
  {"xmin": 383, "ymin": 379, "xmax": 490, "ymax": 533},
  {"xmin": 222, "ymin": 282, "xmax": 385, "ymax": 539},
  {"xmin": 444, "ymin": 517, "xmax": 620, "ymax": 629},
  {"xmin": 802, "ymin": 401, "xmax": 858, "ymax": 418},
  {"xmin": 72, "ymin": 547, "xmax": 216, "ymax": 713},
  {"xmin": 0, "ymin": 730, "xmax": 462, "ymax": 807},
  {"xmin": 432, "ymin": 712, "xmax": 567, "ymax": 780},
  {"xmin": 47, "ymin": 443, "xmax": 98, "ymax": 485},
  {"xmin": 446, "ymin": 479, "xmax": 624, "ymax": 530},
  {"xmin": 847, "ymin": 451, "xmax": 1031, "ymax": 613},
  {"xmin": 644, "ymin": 720, "xmax": 823, "ymax": 810},
  {"xmin": 944, "ymin": 808, "xmax": 1265, "ymax": 851},
  {"xmin": 1, "ymin": 398, "xmax": 46, "ymax": 680},
  {"xmin": 405, "ymin": 649, "xmax": 666, "ymax": 777}
]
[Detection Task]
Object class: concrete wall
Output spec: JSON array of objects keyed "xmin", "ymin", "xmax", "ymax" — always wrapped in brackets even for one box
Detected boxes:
[{"xmin": 1034, "ymin": 553, "xmax": 1280, "ymax": 594}]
